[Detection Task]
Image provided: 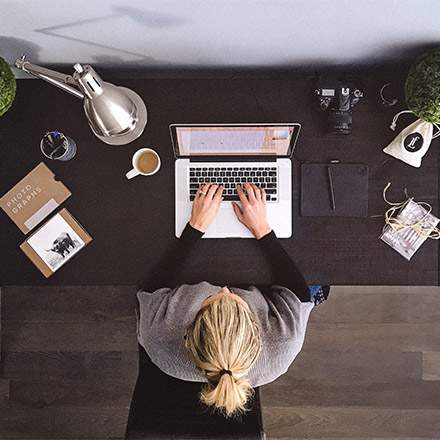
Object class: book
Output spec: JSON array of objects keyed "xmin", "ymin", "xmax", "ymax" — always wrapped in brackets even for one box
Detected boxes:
[
  {"xmin": 20, "ymin": 209, "xmax": 92, "ymax": 278},
  {"xmin": 0, "ymin": 162, "xmax": 71, "ymax": 234}
]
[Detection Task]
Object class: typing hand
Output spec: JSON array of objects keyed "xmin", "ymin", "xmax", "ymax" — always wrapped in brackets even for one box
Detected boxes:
[
  {"xmin": 190, "ymin": 183, "xmax": 224, "ymax": 232},
  {"xmin": 232, "ymin": 184, "xmax": 272, "ymax": 239}
]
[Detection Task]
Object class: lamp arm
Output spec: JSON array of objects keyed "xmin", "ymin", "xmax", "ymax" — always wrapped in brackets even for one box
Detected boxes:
[{"xmin": 15, "ymin": 54, "xmax": 84, "ymax": 100}]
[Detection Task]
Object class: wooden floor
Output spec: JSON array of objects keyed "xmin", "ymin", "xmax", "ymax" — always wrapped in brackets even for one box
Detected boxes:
[{"xmin": 1, "ymin": 285, "xmax": 439, "ymax": 439}]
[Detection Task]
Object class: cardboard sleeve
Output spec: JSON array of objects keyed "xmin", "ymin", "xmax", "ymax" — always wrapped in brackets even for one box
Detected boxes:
[
  {"xmin": 20, "ymin": 209, "xmax": 92, "ymax": 278},
  {"xmin": 1, "ymin": 162, "xmax": 71, "ymax": 234}
]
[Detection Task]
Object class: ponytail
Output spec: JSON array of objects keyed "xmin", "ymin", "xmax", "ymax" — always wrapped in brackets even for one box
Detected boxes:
[
  {"xmin": 201, "ymin": 373, "xmax": 254, "ymax": 417},
  {"xmin": 186, "ymin": 295, "xmax": 262, "ymax": 417}
]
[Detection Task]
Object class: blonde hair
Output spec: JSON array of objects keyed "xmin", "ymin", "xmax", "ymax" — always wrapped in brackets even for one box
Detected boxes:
[{"xmin": 185, "ymin": 295, "xmax": 262, "ymax": 417}]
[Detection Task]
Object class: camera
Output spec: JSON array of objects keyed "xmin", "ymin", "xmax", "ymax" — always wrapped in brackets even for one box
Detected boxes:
[{"xmin": 314, "ymin": 78, "xmax": 363, "ymax": 134}]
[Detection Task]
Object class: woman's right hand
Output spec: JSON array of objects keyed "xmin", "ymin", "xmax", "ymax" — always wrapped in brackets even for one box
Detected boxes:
[
  {"xmin": 232, "ymin": 184, "xmax": 272, "ymax": 239},
  {"xmin": 190, "ymin": 183, "xmax": 224, "ymax": 232}
]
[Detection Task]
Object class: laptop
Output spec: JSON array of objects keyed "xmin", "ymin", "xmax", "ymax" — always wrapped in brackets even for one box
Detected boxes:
[{"xmin": 171, "ymin": 123, "xmax": 301, "ymax": 238}]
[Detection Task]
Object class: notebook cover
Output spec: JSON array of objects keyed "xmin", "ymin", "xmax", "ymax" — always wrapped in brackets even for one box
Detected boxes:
[
  {"xmin": 301, "ymin": 163, "xmax": 368, "ymax": 217},
  {"xmin": 0, "ymin": 162, "xmax": 71, "ymax": 233}
]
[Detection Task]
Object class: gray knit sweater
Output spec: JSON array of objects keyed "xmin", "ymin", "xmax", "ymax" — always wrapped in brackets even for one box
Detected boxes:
[{"xmin": 137, "ymin": 281, "xmax": 314, "ymax": 387}]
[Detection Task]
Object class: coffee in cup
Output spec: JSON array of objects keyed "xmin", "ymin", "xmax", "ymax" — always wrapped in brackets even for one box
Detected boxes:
[{"xmin": 126, "ymin": 148, "xmax": 161, "ymax": 179}]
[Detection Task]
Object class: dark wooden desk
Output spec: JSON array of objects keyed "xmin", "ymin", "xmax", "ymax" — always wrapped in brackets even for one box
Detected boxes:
[{"xmin": 1, "ymin": 71, "xmax": 438, "ymax": 285}]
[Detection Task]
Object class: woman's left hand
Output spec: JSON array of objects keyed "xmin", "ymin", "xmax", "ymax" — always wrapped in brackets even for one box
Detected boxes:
[{"xmin": 190, "ymin": 183, "xmax": 224, "ymax": 232}]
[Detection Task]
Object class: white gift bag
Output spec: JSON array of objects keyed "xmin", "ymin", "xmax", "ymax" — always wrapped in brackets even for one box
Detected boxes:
[{"xmin": 383, "ymin": 110, "xmax": 440, "ymax": 168}]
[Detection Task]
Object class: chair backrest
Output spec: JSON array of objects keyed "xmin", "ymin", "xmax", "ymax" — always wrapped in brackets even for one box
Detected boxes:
[{"xmin": 125, "ymin": 344, "xmax": 266, "ymax": 439}]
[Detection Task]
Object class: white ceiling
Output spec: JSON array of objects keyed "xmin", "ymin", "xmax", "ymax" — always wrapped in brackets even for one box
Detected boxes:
[{"xmin": 2, "ymin": 0, "xmax": 440, "ymax": 68}]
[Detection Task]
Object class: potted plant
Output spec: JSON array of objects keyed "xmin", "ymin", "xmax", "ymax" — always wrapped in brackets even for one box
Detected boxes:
[
  {"xmin": 0, "ymin": 56, "xmax": 16, "ymax": 116},
  {"xmin": 383, "ymin": 48, "xmax": 440, "ymax": 168},
  {"xmin": 405, "ymin": 47, "xmax": 440, "ymax": 123}
]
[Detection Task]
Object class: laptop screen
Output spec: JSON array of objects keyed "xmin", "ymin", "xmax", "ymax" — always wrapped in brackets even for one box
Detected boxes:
[{"xmin": 170, "ymin": 123, "xmax": 300, "ymax": 157}]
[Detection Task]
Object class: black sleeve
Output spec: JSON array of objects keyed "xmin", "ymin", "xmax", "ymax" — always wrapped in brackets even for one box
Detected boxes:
[
  {"xmin": 256, "ymin": 231, "xmax": 311, "ymax": 302},
  {"xmin": 139, "ymin": 223, "xmax": 204, "ymax": 291}
]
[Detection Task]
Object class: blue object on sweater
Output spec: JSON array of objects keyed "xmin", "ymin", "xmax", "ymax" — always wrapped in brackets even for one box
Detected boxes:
[
  {"xmin": 309, "ymin": 285, "xmax": 330, "ymax": 305},
  {"xmin": 309, "ymin": 285, "xmax": 322, "ymax": 298}
]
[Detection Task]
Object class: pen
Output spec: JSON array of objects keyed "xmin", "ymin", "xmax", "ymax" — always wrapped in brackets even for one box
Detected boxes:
[{"xmin": 327, "ymin": 166, "xmax": 336, "ymax": 210}]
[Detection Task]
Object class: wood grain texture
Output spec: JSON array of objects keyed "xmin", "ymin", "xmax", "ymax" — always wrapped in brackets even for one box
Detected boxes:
[
  {"xmin": 422, "ymin": 351, "xmax": 440, "ymax": 381},
  {"xmin": 304, "ymin": 323, "xmax": 440, "ymax": 352},
  {"xmin": 260, "ymin": 284, "xmax": 440, "ymax": 439},
  {"xmin": 271, "ymin": 351, "xmax": 422, "ymax": 383},
  {"xmin": 1, "ymin": 286, "xmax": 138, "ymax": 322},
  {"xmin": 48, "ymin": 408, "xmax": 128, "ymax": 439},
  {"xmin": 2, "ymin": 283, "xmax": 440, "ymax": 439},
  {"xmin": 9, "ymin": 380, "xmax": 134, "ymax": 408},
  {"xmin": 1, "ymin": 319, "xmax": 138, "ymax": 351},
  {"xmin": 263, "ymin": 406, "xmax": 440, "ymax": 439},
  {"xmin": 261, "ymin": 380, "xmax": 440, "ymax": 409},
  {"xmin": 310, "ymin": 286, "xmax": 440, "ymax": 323},
  {"xmin": 0, "ymin": 408, "xmax": 51, "ymax": 439},
  {"xmin": 0, "ymin": 379, "xmax": 10, "ymax": 410},
  {"xmin": 1, "ymin": 351, "xmax": 138, "ymax": 380}
]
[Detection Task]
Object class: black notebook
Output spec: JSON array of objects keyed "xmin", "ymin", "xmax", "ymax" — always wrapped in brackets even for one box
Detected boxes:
[{"xmin": 301, "ymin": 163, "xmax": 368, "ymax": 217}]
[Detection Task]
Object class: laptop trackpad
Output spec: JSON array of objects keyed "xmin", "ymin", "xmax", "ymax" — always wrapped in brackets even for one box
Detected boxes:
[{"xmin": 216, "ymin": 206, "xmax": 250, "ymax": 236}]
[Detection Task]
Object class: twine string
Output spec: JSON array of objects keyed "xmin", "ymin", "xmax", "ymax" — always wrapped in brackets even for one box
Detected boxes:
[{"xmin": 382, "ymin": 183, "xmax": 440, "ymax": 240}]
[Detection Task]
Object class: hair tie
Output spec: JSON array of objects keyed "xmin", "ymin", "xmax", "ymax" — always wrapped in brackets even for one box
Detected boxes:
[{"xmin": 219, "ymin": 369, "xmax": 232, "ymax": 377}]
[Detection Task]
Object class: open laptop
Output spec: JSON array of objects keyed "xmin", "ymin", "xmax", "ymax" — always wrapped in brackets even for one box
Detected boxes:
[{"xmin": 171, "ymin": 123, "xmax": 301, "ymax": 238}]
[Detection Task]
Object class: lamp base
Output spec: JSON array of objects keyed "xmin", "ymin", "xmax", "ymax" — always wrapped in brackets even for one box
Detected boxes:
[{"xmin": 93, "ymin": 87, "xmax": 148, "ymax": 146}]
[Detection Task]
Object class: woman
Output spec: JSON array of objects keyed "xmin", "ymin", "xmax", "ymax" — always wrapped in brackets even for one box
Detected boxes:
[{"xmin": 137, "ymin": 183, "xmax": 315, "ymax": 417}]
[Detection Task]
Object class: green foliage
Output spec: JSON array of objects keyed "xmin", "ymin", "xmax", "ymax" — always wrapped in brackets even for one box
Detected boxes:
[
  {"xmin": 0, "ymin": 57, "xmax": 16, "ymax": 117},
  {"xmin": 405, "ymin": 48, "xmax": 440, "ymax": 123}
]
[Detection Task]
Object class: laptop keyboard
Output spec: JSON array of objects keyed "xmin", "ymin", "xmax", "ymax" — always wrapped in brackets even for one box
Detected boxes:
[{"xmin": 189, "ymin": 166, "xmax": 278, "ymax": 202}]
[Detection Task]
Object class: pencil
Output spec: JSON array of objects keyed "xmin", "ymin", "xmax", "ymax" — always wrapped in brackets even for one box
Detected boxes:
[{"xmin": 327, "ymin": 166, "xmax": 336, "ymax": 210}]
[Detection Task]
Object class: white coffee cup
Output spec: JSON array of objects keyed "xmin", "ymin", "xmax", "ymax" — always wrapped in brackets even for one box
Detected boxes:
[{"xmin": 126, "ymin": 148, "xmax": 161, "ymax": 179}]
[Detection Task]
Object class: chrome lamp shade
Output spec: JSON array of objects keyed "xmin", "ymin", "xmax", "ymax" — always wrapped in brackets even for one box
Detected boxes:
[{"xmin": 15, "ymin": 55, "xmax": 147, "ymax": 145}]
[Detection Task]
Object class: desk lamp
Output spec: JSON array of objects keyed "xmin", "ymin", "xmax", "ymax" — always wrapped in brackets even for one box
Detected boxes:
[{"xmin": 15, "ymin": 54, "xmax": 147, "ymax": 145}]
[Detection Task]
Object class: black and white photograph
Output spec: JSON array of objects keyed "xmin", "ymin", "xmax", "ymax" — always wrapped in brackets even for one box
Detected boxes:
[{"xmin": 26, "ymin": 212, "xmax": 85, "ymax": 272}]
